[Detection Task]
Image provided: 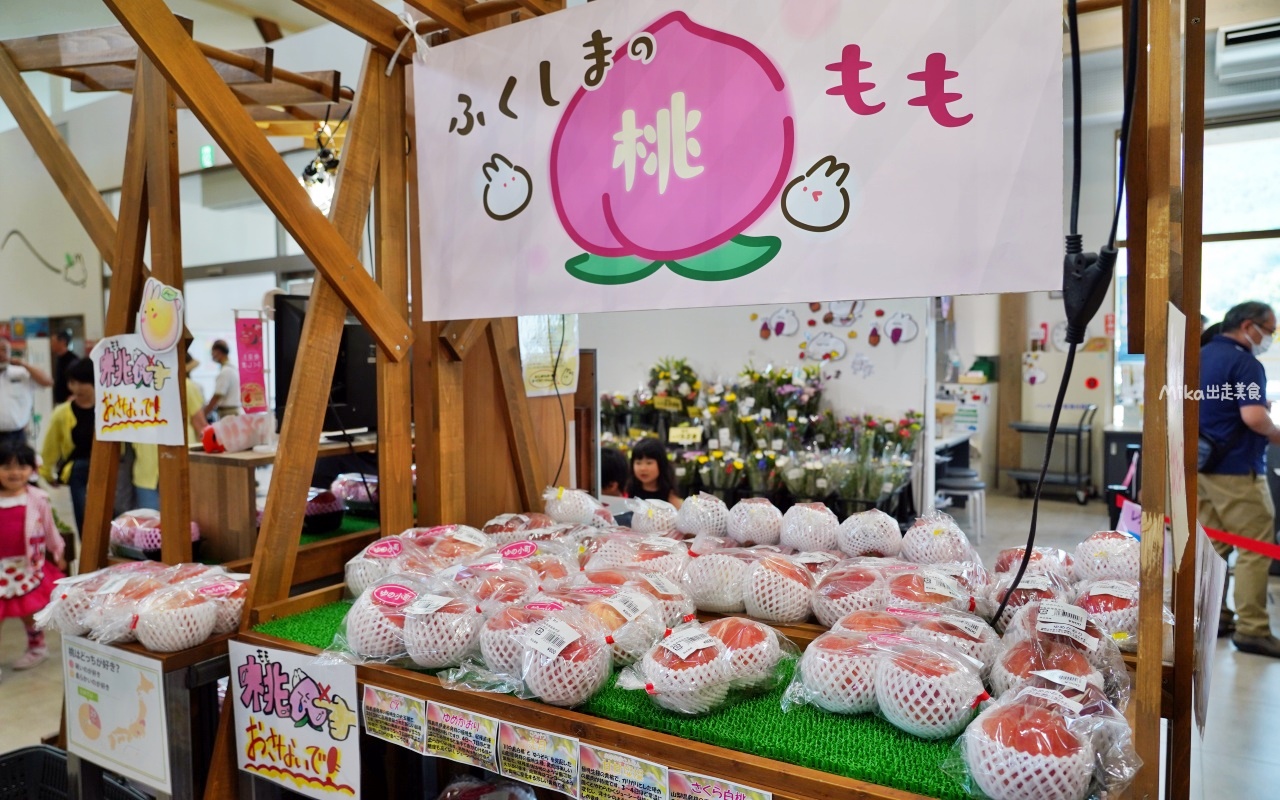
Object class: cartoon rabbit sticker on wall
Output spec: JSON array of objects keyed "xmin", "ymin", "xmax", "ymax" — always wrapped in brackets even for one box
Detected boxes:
[{"xmin": 136, "ymin": 278, "xmax": 184, "ymax": 353}]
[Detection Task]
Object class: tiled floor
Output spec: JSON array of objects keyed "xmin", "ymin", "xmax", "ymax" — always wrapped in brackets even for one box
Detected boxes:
[{"xmin": 1, "ymin": 490, "xmax": 1277, "ymax": 798}]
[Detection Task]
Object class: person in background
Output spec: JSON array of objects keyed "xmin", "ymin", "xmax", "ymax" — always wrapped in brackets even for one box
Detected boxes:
[
  {"xmin": 1198, "ymin": 300, "xmax": 1280, "ymax": 657},
  {"xmin": 185, "ymin": 352, "xmax": 208, "ymax": 443},
  {"xmin": 39, "ymin": 358, "xmax": 96, "ymax": 532},
  {"xmin": 202, "ymin": 339, "xmax": 241, "ymax": 420},
  {"xmin": 0, "ymin": 441, "xmax": 66, "ymax": 675},
  {"xmin": 49, "ymin": 330, "xmax": 78, "ymax": 405},
  {"xmin": 600, "ymin": 446, "xmax": 629, "ymax": 497},
  {"xmin": 626, "ymin": 438, "xmax": 682, "ymax": 508},
  {"xmin": 0, "ymin": 339, "xmax": 53, "ymax": 449},
  {"xmin": 1202, "ymin": 318, "xmax": 1223, "ymax": 347}
]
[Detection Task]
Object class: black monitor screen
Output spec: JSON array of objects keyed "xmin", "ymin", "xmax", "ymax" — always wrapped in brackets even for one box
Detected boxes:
[{"xmin": 273, "ymin": 294, "xmax": 378, "ymax": 433}]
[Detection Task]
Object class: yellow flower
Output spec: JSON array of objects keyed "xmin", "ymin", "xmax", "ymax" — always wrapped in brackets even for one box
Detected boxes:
[
  {"xmin": 712, "ymin": 450, "xmax": 724, "ymax": 459},
  {"xmin": 708, "ymin": 405, "xmax": 720, "ymax": 414},
  {"xmin": 733, "ymin": 460, "xmax": 745, "ymax": 469},
  {"xmin": 693, "ymin": 380, "xmax": 702, "ymax": 390},
  {"xmin": 697, "ymin": 456, "xmax": 709, "ymax": 464},
  {"xmin": 724, "ymin": 392, "xmax": 738, "ymax": 402}
]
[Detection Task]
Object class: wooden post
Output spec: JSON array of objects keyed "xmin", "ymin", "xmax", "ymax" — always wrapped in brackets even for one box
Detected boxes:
[
  {"xmin": 375, "ymin": 55, "xmax": 415, "ymax": 536},
  {"xmin": 489, "ymin": 318, "xmax": 548, "ymax": 511},
  {"xmin": 140, "ymin": 54, "xmax": 193, "ymax": 564},
  {"xmin": 1133, "ymin": 0, "xmax": 1178, "ymax": 794},
  {"xmin": 244, "ymin": 46, "xmax": 384, "ymax": 614},
  {"xmin": 996, "ymin": 293, "xmax": 1026, "ymax": 487}
]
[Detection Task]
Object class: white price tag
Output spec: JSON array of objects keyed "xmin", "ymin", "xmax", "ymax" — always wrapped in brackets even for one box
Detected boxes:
[
  {"xmin": 786, "ymin": 468, "xmax": 803, "ymax": 481},
  {"xmin": 675, "ymin": 467, "xmax": 687, "ymax": 477},
  {"xmin": 407, "ymin": 594, "xmax": 455, "ymax": 615},
  {"xmin": 603, "ymin": 590, "xmax": 653, "ymax": 622},
  {"xmin": 1038, "ymin": 601, "xmax": 1088, "ymax": 629},
  {"xmin": 642, "ymin": 574, "xmax": 682, "ymax": 596},
  {"xmin": 760, "ymin": 408, "xmax": 772, "ymax": 420},
  {"xmin": 922, "ymin": 571, "xmax": 963, "ymax": 599},
  {"xmin": 1037, "ymin": 622, "xmax": 1100, "ymax": 651},
  {"xmin": 718, "ymin": 428, "xmax": 733, "ymax": 445},
  {"xmin": 796, "ymin": 552, "xmax": 838, "ymax": 566},
  {"xmin": 946, "ymin": 616, "xmax": 990, "ymax": 640},
  {"xmin": 438, "ymin": 564, "xmax": 467, "ymax": 582},
  {"xmin": 815, "ymin": 434, "xmax": 826, "ymax": 444},
  {"xmin": 1018, "ymin": 686, "xmax": 1084, "ymax": 714},
  {"xmin": 787, "ymin": 409, "xmax": 798, "ymax": 421},
  {"xmin": 1030, "ymin": 669, "xmax": 1089, "ymax": 694},
  {"xmin": 524, "ymin": 618, "xmax": 581, "ymax": 659},
  {"xmin": 97, "ymin": 576, "xmax": 131, "ymax": 595},
  {"xmin": 771, "ymin": 439, "xmax": 785, "ymax": 451},
  {"xmin": 1016, "ymin": 575, "xmax": 1053, "ymax": 592},
  {"xmin": 1088, "ymin": 580, "xmax": 1139, "ymax": 601},
  {"xmin": 708, "ymin": 439, "xmax": 720, "ymax": 450},
  {"xmin": 451, "ymin": 527, "xmax": 490, "ymax": 547},
  {"xmin": 816, "ymin": 478, "xmax": 829, "ymax": 490},
  {"xmin": 660, "ymin": 628, "xmax": 719, "ymax": 659}
]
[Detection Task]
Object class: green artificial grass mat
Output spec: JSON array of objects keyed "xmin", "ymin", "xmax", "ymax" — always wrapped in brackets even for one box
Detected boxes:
[
  {"xmin": 253, "ymin": 602, "xmax": 967, "ymax": 800},
  {"xmin": 299, "ymin": 515, "xmax": 379, "ymax": 546}
]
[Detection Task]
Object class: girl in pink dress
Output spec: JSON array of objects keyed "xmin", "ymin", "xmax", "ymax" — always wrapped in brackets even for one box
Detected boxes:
[{"xmin": 0, "ymin": 441, "xmax": 66, "ymax": 676}]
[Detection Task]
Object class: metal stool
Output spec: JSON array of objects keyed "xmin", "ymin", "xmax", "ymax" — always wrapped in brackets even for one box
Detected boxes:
[{"xmin": 937, "ymin": 477, "xmax": 986, "ymax": 543}]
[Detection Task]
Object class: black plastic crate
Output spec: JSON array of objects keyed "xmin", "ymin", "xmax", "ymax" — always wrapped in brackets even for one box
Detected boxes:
[{"xmin": 0, "ymin": 746, "xmax": 150, "ymax": 800}]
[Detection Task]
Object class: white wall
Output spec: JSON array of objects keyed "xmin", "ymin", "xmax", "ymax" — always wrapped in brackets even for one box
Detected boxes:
[{"xmin": 580, "ymin": 298, "xmax": 932, "ymax": 420}]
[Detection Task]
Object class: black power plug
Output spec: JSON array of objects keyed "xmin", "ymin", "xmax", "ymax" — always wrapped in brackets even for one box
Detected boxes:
[{"xmin": 1062, "ymin": 234, "xmax": 1117, "ymax": 345}]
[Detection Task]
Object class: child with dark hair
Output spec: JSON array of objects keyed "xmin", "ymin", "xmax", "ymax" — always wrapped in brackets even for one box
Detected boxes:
[
  {"xmin": 0, "ymin": 440, "xmax": 65, "ymax": 674},
  {"xmin": 625, "ymin": 438, "xmax": 682, "ymax": 508},
  {"xmin": 39, "ymin": 357, "xmax": 97, "ymax": 532},
  {"xmin": 600, "ymin": 447, "xmax": 629, "ymax": 497}
]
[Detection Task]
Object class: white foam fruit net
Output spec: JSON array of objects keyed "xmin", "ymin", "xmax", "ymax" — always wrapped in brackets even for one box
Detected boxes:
[
  {"xmin": 603, "ymin": 609, "xmax": 667, "ymax": 666},
  {"xmin": 629, "ymin": 499, "xmax": 678, "ymax": 533},
  {"xmin": 837, "ymin": 509, "xmax": 904, "ymax": 558},
  {"xmin": 404, "ymin": 606, "xmax": 484, "ymax": 669},
  {"xmin": 544, "ymin": 487, "xmax": 608, "ymax": 526},
  {"xmin": 800, "ymin": 639, "xmax": 879, "ymax": 714},
  {"xmin": 481, "ymin": 617, "xmax": 532, "ymax": 675},
  {"xmin": 743, "ymin": 559, "xmax": 812, "ymax": 623},
  {"xmin": 901, "ymin": 515, "xmax": 975, "ymax": 565},
  {"xmin": 989, "ymin": 646, "xmax": 1105, "ymax": 699},
  {"xmin": 811, "ymin": 572, "xmax": 888, "ymax": 628},
  {"xmin": 642, "ymin": 650, "xmax": 734, "ymax": 715},
  {"xmin": 709, "ymin": 620, "xmax": 783, "ymax": 690},
  {"xmin": 964, "ymin": 716, "xmax": 1095, "ymax": 800},
  {"xmin": 1073, "ymin": 533, "xmax": 1141, "ymax": 583},
  {"xmin": 681, "ymin": 553, "xmax": 748, "ymax": 613},
  {"xmin": 524, "ymin": 645, "xmax": 611, "ymax": 707},
  {"xmin": 727, "ymin": 499, "xmax": 782, "ymax": 546},
  {"xmin": 904, "ymin": 620, "xmax": 1000, "ymax": 671},
  {"xmin": 676, "ymin": 493, "xmax": 730, "ymax": 537},
  {"xmin": 343, "ymin": 594, "xmax": 408, "ymax": 659},
  {"xmin": 875, "ymin": 657, "xmax": 984, "ymax": 739},
  {"xmin": 780, "ymin": 503, "xmax": 839, "ymax": 552},
  {"xmin": 1075, "ymin": 582, "xmax": 1139, "ymax": 650},
  {"xmin": 135, "ymin": 596, "xmax": 218, "ymax": 652}
]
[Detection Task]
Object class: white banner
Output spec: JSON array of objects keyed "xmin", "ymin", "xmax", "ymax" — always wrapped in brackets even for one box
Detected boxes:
[
  {"xmin": 230, "ymin": 641, "xmax": 361, "ymax": 800},
  {"xmin": 413, "ymin": 0, "xmax": 1061, "ymax": 321},
  {"xmin": 63, "ymin": 637, "xmax": 171, "ymax": 794}
]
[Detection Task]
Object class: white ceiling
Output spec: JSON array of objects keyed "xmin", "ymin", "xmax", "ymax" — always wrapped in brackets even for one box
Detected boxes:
[{"xmin": 0, "ymin": 0, "xmax": 329, "ymax": 50}]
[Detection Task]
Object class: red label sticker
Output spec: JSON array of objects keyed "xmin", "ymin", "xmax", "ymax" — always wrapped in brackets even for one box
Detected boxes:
[
  {"xmin": 500, "ymin": 541, "xmax": 538, "ymax": 560},
  {"xmin": 365, "ymin": 539, "xmax": 404, "ymax": 559},
  {"xmin": 371, "ymin": 584, "xmax": 417, "ymax": 608}
]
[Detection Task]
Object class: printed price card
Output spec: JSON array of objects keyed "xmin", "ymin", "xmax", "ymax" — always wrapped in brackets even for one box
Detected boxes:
[
  {"xmin": 498, "ymin": 721, "xmax": 579, "ymax": 797},
  {"xmin": 363, "ymin": 687, "xmax": 427, "ymax": 755},
  {"xmin": 669, "ymin": 770, "xmax": 771, "ymax": 800},
  {"xmin": 427, "ymin": 702, "xmax": 499, "ymax": 771},
  {"xmin": 580, "ymin": 743, "xmax": 668, "ymax": 800}
]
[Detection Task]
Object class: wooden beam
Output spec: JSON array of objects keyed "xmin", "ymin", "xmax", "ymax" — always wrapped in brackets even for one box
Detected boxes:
[
  {"xmin": 57, "ymin": 48, "xmax": 275, "ymax": 93},
  {"xmin": 375, "ymin": 55, "xmax": 415, "ymax": 538},
  {"xmin": 172, "ymin": 70, "xmax": 342, "ymax": 108},
  {"xmin": 0, "ymin": 19, "xmax": 191, "ymax": 72},
  {"xmin": 79, "ymin": 84, "xmax": 150, "ymax": 573},
  {"xmin": 254, "ymin": 17, "xmax": 284, "ymax": 43},
  {"xmin": 1077, "ymin": 0, "xmax": 1122, "ymax": 14},
  {"xmin": 404, "ymin": 0, "xmax": 480, "ymax": 37},
  {"xmin": 468, "ymin": 1, "xmax": 523, "ymax": 21},
  {"xmin": 514, "ymin": 0, "xmax": 557, "ymax": 16},
  {"xmin": 420, "ymin": 320, "xmax": 469, "ymax": 524},
  {"xmin": 244, "ymin": 45, "xmax": 384, "ymax": 615},
  {"xmin": 995, "ymin": 294, "xmax": 1026, "ymax": 488},
  {"xmin": 291, "ymin": 0, "xmax": 412, "ymax": 57},
  {"xmin": 489, "ymin": 318, "xmax": 548, "ymax": 511},
  {"xmin": 439, "ymin": 319, "xmax": 487, "ymax": 361},
  {"xmin": 140, "ymin": 55, "xmax": 194, "ymax": 565},
  {"xmin": 105, "ymin": 0, "xmax": 411, "ymax": 360},
  {"xmin": 1133, "ymin": 0, "xmax": 1175, "ymax": 792},
  {"xmin": 0, "ymin": 45, "xmax": 119, "ymax": 264}
]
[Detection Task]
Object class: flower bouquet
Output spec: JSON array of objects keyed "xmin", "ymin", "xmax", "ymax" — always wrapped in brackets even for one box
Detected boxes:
[
  {"xmin": 743, "ymin": 450, "xmax": 781, "ymax": 495},
  {"xmin": 777, "ymin": 453, "xmax": 830, "ymax": 502},
  {"xmin": 696, "ymin": 451, "xmax": 745, "ymax": 503}
]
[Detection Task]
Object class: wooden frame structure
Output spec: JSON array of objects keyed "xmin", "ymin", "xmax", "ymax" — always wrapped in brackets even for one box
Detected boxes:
[{"xmin": 1, "ymin": 1, "xmax": 1207, "ymax": 798}]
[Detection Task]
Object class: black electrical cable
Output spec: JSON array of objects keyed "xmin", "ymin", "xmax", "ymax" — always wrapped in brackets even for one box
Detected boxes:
[
  {"xmin": 326, "ymin": 397, "xmax": 376, "ymax": 510},
  {"xmin": 548, "ymin": 316, "xmax": 569, "ymax": 487},
  {"xmin": 992, "ymin": 0, "xmax": 1140, "ymax": 626}
]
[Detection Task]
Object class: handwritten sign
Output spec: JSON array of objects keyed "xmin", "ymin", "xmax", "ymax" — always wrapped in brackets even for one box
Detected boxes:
[
  {"xmin": 668, "ymin": 426, "xmax": 704, "ymax": 445},
  {"xmin": 498, "ymin": 721, "xmax": 579, "ymax": 797},
  {"xmin": 362, "ymin": 686, "xmax": 427, "ymax": 755},
  {"xmin": 669, "ymin": 770, "xmax": 771, "ymax": 800},
  {"xmin": 90, "ymin": 333, "xmax": 184, "ymax": 445},
  {"xmin": 229, "ymin": 642, "xmax": 360, "ymax": 800},
  {"xmin": 426, "ymin": 701, "xmax": 499, "ymax": 771},
  {"xmin": 63, "ymin": 637, "xmax": 170, "ymax": 794},
  {"xmin": 413, "ymin": 0, "xmax": 1060, "ymax": 320},
  {"xmin": 236, "ymin": 316, "xmax": 268, "ymax": 413},
  {"xmin": 580, "ymin": 743, "xmax": 668, "ymax": 800}
]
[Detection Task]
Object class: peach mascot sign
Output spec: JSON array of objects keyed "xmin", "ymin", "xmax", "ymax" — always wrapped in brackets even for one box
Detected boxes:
[
  {"xmin": 413, "ymin": 0, "xmax": 1061, "ymax": 321},
  {"xmin": 90, "ymin": 278, "xmax": 186, "ymax": 446}
]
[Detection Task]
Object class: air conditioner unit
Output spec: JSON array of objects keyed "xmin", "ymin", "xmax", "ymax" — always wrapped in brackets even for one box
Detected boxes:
[{"xmin": 1216, "ymin": 17, "xmax": 1280, "ymax": 84}]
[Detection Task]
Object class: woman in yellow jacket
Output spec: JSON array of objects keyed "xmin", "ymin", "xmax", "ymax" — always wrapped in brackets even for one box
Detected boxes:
[
  {"xmin": 131, "ymin": 367, "xmax": 207, "ymax": 510},
  {"xmin": 38, "ymin": 359, "xmax": 96, "ymax": 531}
]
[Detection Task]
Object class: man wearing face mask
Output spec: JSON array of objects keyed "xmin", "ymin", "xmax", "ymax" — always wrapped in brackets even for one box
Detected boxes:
[{"xmin": 1199, "ymin": 301, "xmax": 1280, "ymax": 657}]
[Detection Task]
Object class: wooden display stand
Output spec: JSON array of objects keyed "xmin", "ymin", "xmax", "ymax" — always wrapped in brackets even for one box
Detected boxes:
[{"xmin": 2, "ymin": 1, "xmax": 1205, "ymax": 799}]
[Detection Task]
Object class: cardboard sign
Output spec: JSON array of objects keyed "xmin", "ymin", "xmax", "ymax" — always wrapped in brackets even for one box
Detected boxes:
[
  {"xmin": 229, "ymin": 642, "xmax": 361, "ymax": 799},
  {"xmin": 669, "ymin": 770, "xmax": 771, "ymax": 800},
  {"xmin": 668, "ymin": 426, "xmax": 704, "ymax": 445},
  {"xmin": 63, "ymin": 637, "xmax": 171, "ymax": 794},
  {"xmin": 90, "ymin": 333, "xmax": 185, "ymax": 445},
  {"xmin": 413, "ymin": 0, "xmax": 1061, "ymax": 320},
  {"xmin": 653, "ymin": 396, "xmax": 686, "ymax": 413}
]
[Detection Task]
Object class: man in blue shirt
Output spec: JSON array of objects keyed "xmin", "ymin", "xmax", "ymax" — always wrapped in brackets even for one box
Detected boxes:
[{"xmin": 1199, "ymin": 301, "xmax": 1280, "ymax": 657}]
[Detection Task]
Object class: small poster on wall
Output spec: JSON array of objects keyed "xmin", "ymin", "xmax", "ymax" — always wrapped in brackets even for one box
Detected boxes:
[
  {"xmin": 413, "ymin": 0, "xmax": 1061, "ymax": 320},
  {"xmin": 235, "ymin": 315, "xmax": 268, "ymax": 413}
]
